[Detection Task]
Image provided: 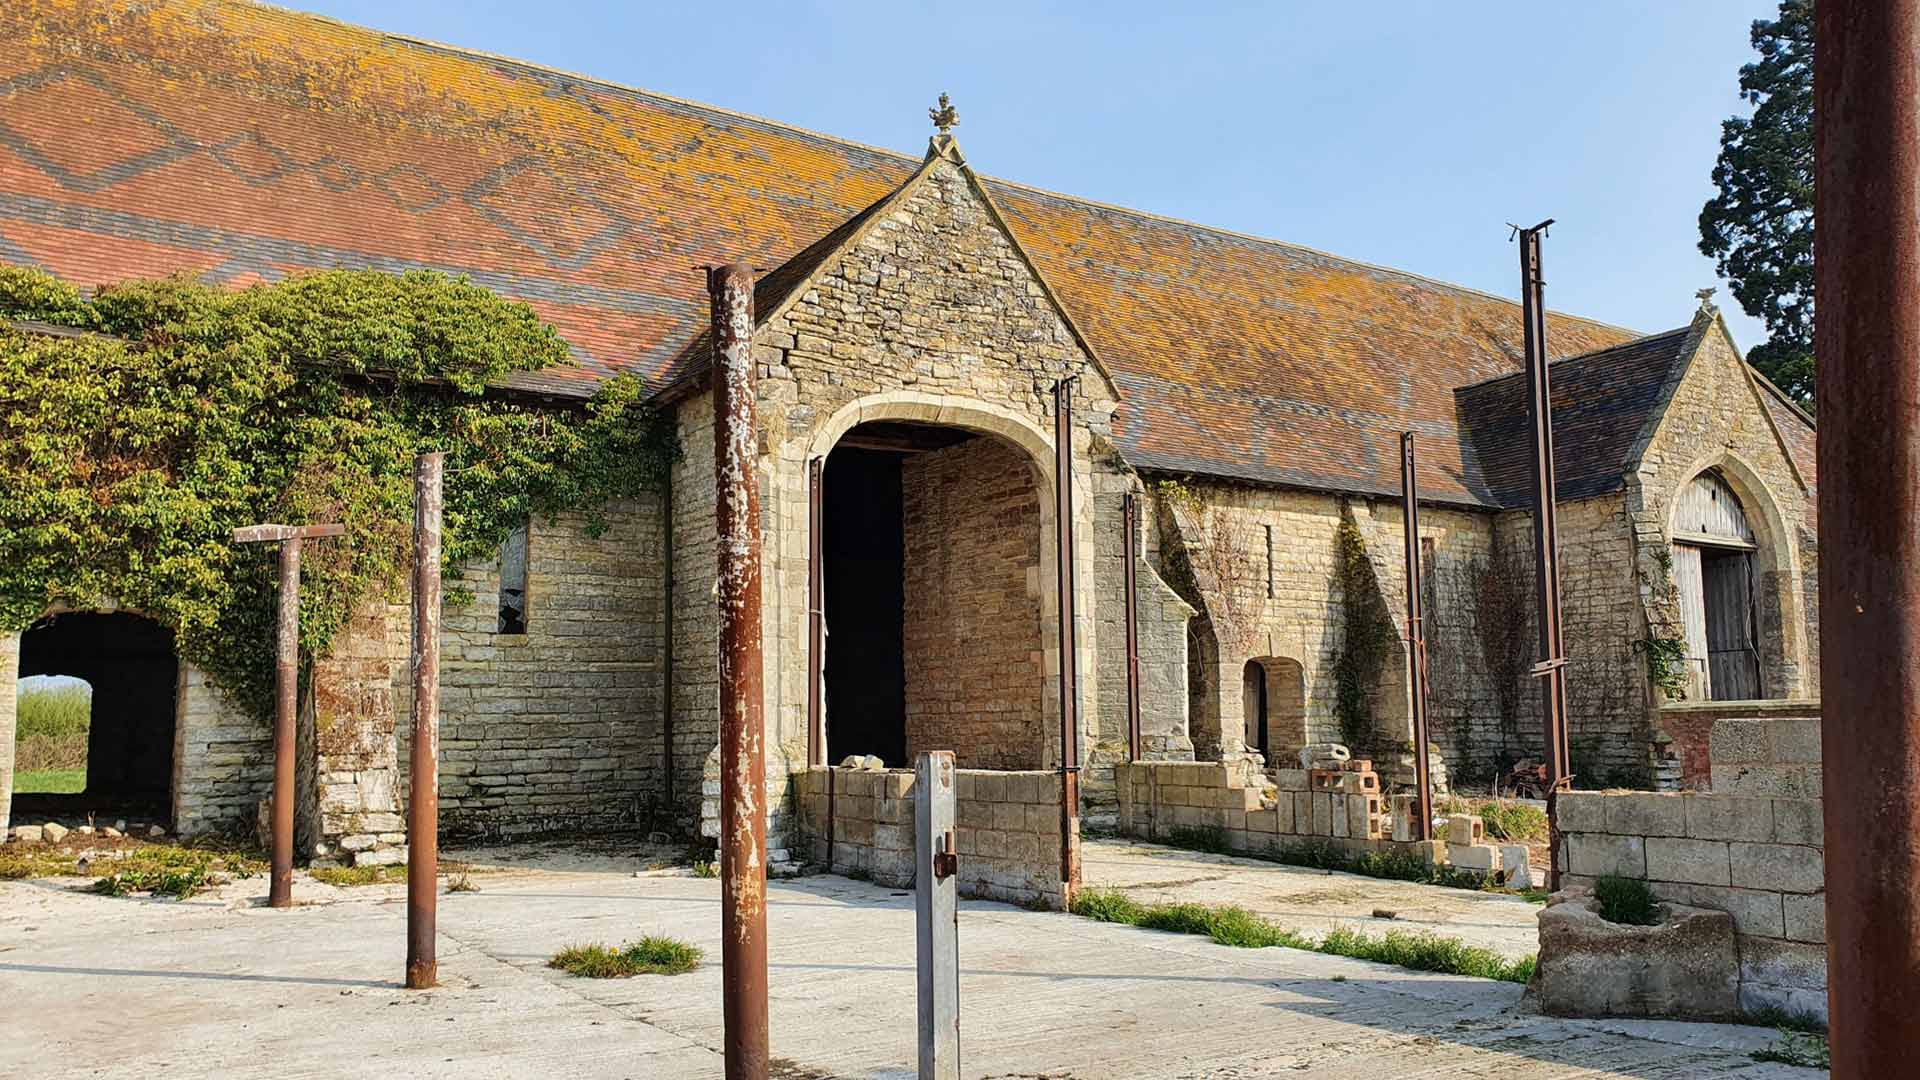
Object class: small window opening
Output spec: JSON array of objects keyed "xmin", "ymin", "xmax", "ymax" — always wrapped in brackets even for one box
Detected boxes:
[{"xmin": 498, "ymin": 521, "xmax": 529, "ymax": 634}]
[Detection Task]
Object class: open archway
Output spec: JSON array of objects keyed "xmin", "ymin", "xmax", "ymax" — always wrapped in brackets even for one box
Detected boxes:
[
  {"xmin": 818, "ymin": 419, "xmax": 1052, "ymax": 770},
  {"xmin": 1669, "ymin": 469, "xmax": 1767, "ymax": 700},
  {"xmin": 13, "ymin": 612, "xmax": 178, "ymax": 821}
]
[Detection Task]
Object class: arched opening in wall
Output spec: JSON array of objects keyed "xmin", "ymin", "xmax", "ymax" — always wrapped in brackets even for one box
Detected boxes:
[
  {"xmin": 1186, "ymin": 618, "xmax": 1222, "ymax": 760},
  {"xmin": 1670, "ymin": 470, "xmax": 1764, "ymax": 701},
  {"xmin": 821, "ymin": 421, "xmax": 1049, "ymax": 769},
  {"xmin": 1245, "ymin": 656, "xmax": 1306, "ymax": 764},
  {"xmin": 14, "ymin": 613, "xmax": 178, "ymax": 822}
]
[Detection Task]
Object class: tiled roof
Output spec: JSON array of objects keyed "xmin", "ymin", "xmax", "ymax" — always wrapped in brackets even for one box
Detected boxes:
[
  {"xmin": 1454, "ymin": 327, "xmax": 1694, "ymax": 507},
  {"xmin": 1, "ymin": 0, "xmax": 1646, "ymax": 505}
]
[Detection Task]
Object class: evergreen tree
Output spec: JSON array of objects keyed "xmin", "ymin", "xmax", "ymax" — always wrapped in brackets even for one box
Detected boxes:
[{"xmin": 1699, "ymin": 0, "xmax": 1815, "ymax": 405}]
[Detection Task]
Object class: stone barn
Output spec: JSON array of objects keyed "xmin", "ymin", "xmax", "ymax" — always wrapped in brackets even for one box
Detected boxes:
[{"xmin": 0, "ymin": 0, "xmax": 1818, "ymax": 858}]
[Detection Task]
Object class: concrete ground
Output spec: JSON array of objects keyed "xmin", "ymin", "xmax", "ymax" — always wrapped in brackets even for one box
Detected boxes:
[
  {"xmin": 0, "ymin": 847, "xmax": 1815, "ymax": 1079},
  {"xmin": 1081, "ymin": 836, "xmax": 1542, "ymax": 959}
]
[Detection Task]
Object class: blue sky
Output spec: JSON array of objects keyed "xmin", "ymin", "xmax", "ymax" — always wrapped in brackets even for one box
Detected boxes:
[{"xmin": 293, "ymin": 0, "xmax": 1778, "ymax": 348}]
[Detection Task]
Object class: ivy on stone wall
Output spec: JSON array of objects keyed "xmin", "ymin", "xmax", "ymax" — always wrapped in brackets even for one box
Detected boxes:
[
  {"xmin": 1331, "ymin": 509, "xmax": 1399, "ymax": 751},
  {"xmin": 1637, "ymin": 636, "xmax": 1692, "ymax": 701},
  {"xmin": 0, "ymin": 266, "xmax": 676, "ymax": 720}
]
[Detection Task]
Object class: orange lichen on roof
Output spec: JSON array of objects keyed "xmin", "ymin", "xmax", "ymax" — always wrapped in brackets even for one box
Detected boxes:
[{"xmin": 0, "ymin": 0, "xmax": 1646, "ymax": 504}]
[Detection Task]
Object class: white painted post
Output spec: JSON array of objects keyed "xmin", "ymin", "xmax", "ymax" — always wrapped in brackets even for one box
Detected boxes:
[
  {"xmin": 915, "ymin": 750, "xmax": 959, "ymax": 1080},
  {"xmin": 0, "ymin": 631, "xmax": 18, "ymax": 837}
]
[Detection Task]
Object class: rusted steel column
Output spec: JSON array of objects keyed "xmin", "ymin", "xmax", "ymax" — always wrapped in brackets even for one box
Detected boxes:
[
  {"xmin": 1122, "ymin": 491, "xmax": 1142, "ymax": 763},
  {"xmin": 1052, "ymin": 378, "xmax": 1082, "ymax": 901},
  {"xmin": 807, "ymin": 455, "xmax": 825, "ymax": 767},
  {"xmin": 1400, "ymin": 433, "xmax": 1433, "ymax": 842},
  {"xmin": 1816, "ymin": 1, "xmax": 1920, "ymax": 1065},
  {"xmin": 1518, "ymin": 220, "xmax": 1572, "ymax": 890},
  {"xmin": 270, "ymin": 535, "xmax": 301, "ymax": 909},
  {"xmin": 406, "ymin": 451, "xmax": 443, "ymax": 991},
  {"xmin": 710, "ymin": 261, "xmax": 768, "ymax": 1079}
]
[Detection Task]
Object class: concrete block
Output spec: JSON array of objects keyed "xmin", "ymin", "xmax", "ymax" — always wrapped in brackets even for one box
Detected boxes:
[
  {"xmin": 1783, "ymin": 892, "xmax": 1826, "ymax": 944},
  {"xmin": 1644, "ymin": 837, "xmax": 1730, "ymax": 886},
  {"xmin": 1709, "ymin": 719, "xmax": 1769, "ymax": 766},
  {"xmin": 1729, "ymin": 842, "xmax": 1824, "ymax": 893},
  {"xmin": 1446, "ymin": 843, "xmax": 1498, "ymax": 871},
  {"xmin": 1682, "ymin": 795, "xmax": 1772, "ymax": 842},
  {"xmin": 1605, "ymin": 792, "xmax": 1688, "ymax": 838},
  {"xmin": 1331, "ymin": 799, "xmax": 1350, "ymax": 838},
  {"xmin": 1499, "ymin": 845, "xmax": 1535, "ymax": 888},
  {"xmin": 1444, "ymin": 813, "xmax": 1482, "ymax": 844},
  {"xmin": 1554, "ymin": 791, "xmax": 1606, "ymax": 834},
  {"xmin": 1532, "ymin": 897, "xmax": 1740, "ymax": 1022},
  {"xmin": 1739, "ymin": 936, "xmax": 1829, "ymax": 993},
  {"xmin": 1712, "ymin": 763, "xmax": 1820, "ymax": 799},
  {"xmin": 1293, "ymin": 792, "xmax": 1314, "ymax": 835},
  {"xmin": 1247, "ymin": 809, "xmax": 1279, "ymax": 834},
  {"xmin": 1664, "ymin": 884, "xmax": 1786, "ymax": 938},
  {"xmin": 1271, "ymin": 794, "xmax": 1294, "ymax": 834},
  {"xmin": 1766, "ymin": 718, "xmax": 1823, "ymax": 764},
  {"xmin": 1770, "ymin": 798, "xmax": 1823, "ymax": 845},
  {"xmin": 1309, "ymin": 792, "xmax": 1334, "ymax": 836},
  {"xmin": 1272, "ymin": 768, "xmax": 1309, "ymax": 792},
  {"xmin": 1567, "ymin": 833, "xmax": 1646, "ymax": 879}
]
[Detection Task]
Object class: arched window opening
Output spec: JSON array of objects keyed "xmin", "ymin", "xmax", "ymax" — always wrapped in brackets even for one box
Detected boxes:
[
  {"xmin": 1671, "ymin": 471, "xmax": 1762, "ymax": 700},
  {"xmin": 1242, "ymin": 659, "xmax": 1269, "ymax": 756}
]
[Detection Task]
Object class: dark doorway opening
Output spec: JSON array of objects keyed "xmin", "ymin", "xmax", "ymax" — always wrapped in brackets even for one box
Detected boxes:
[
  {"xmin": 823, "ymin": 446, "xmax": 908, "ymax": 765},
  {"xmin": 1243, "ymin": 659, "xmax": 1269, "ymax": 756},
  {"xmin": 1702, "ymin": 547, "xmax": 1761, "ymax": 701},
  {"xmin": 15, "ymin": 612, "xmax": 177, "ymax": 821}
]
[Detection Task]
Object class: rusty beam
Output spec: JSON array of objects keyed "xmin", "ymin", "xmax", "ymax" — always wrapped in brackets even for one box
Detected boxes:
[
  {"xmin": 1518, "ymin": 220, "xmax": 1572, "ymax": 891},
  {"xmin": 807, "ymin": 455, "xmax": 824, "ymax": 767},
  {"xmin": 710, "ymin": 261, "xmax": 769, "ymax": 1080},
  {"xmin": 1122, "ymin": 491, "xmax": 1142, "ymax": 763},
  {"xmin": 269, "ymin": 535, "xmax": 300, "ymax": 908},
  {"xmin": 1053, "ymin": 378, "xmax": 1082, "ymax": 901},
  {"xmin": 1815, "ymin": 1, "xmax": 1920, "ymax": 1065},
  {"xmin": 406, "ymin": 451, "xmax": 443, "ymax": 990},
  {"xmin": 231, "ymin": 523, "xmax": 346, "ymax": 544},
  {"xmin": 1400, "ymin": 433, "xmax": 1433, "ymax": 842}
]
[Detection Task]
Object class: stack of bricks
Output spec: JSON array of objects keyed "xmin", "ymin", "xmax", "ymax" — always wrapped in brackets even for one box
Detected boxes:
[{"xmin": 1295, "ymin": 757, "xmax": 1388, "ymax": 840}]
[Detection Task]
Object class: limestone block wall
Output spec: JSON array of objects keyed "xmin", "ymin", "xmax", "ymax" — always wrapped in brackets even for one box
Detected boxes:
[
  {"xmin": 792, "ymin": 765, "xmax": 1065, "ymax": 908},
  {"xmin": 1657, "ymin": 700, "xmax": 1820, "ymax": 790},
  {"xmin": 391, "ymin": 499, "xmax": 667, "ymax": 839},
  {"xmin": 307, "ymin": 603, "xmax": 404, "ymax": 865},
  {"xmin": 1554, "ymin": 717, "xmax": 1826, "ymax": 1020},
  {"xmin": 1146, "ymin": 480, "xmax": 1503, "ymax": 780},
  {"xmin": 172, "ymin": 661, "xmax": 270, "ymax": 837},
  {"xmin": 901, "ymin": 435, "xmax": 1046, "ymax": 769}
]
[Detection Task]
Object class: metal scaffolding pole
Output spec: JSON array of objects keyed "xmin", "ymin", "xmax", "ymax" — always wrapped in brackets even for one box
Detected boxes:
[
  {"xmin": 709, "ymin": 261, "xmax": 769, "ymax": 1080},
  {"xmin": 1815, "ymin": 1, "xmax": 1920, "ymax": 1066},
  {"xmin": 1400, "ymin": 433, "xmax": 1433, "ymax": 842}
]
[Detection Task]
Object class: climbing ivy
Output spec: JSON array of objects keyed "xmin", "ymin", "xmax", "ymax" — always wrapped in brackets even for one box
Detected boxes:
[
  {"xmin": 1332, "ymin": 509, "xmax": 1400, "ymax": 750},
  {"xmin": 0, "ymin": 266, "xmax": 677, "ymax": 720},
  {"xmin": 1637, "ymin": 636, "xmax": 1692, "ymax": 701}
]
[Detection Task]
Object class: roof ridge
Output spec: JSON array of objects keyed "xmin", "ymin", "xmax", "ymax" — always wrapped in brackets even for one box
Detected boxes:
[
  {"xmin": 1451, "ymin": 324, "xmax": 1691, "ymax": 394},
  {"xmin": 241, "ymin": 0, "xmax": 1643, "ymax": 342}
]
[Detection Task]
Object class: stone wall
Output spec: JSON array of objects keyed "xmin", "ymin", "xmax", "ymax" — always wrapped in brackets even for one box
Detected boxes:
[
  {"xmin": 391, "ymin": 499, "xmax": 667, "ymax": 839},
  {"xmin": 1554, "ymin": 716, "xmax": 1826, "ymax": 1020},
  {"xmin": 1113, "ymin": 759, "xmax": 1519, "ymax": 880},
  {"xmin": 791, "ymin": 764, "xmax": 1065, "ymax": 908},
  {"xmin": 743, "ymin": 149, "xmax": 1117, "ymax": 834},
  {"xmin": 1657, "ymin": 700, "xmax": 1821, "ymax": 790},
  {"xmin": 901, "ymin": 436, "xmax": 1046, "ymax": 769},
  {"xmin": 172, "ymin": 661, "xmax": 270, "ymax": 837}
]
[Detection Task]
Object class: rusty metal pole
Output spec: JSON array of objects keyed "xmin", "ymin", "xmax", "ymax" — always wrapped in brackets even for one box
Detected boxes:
[
  {"xmin": 1518, "ymin": 220, "xmax": 1572, "ymax": 891},
  {"xmin": 710, "ymin": 261, "xmax": 769, "ymax": 1080},
  {"xmin": 1052, "ymin": 378, "xmax": 1082, "ymax": 902},
  {"xmin": 405, "ymin": 451, "xmax": 443, "ymax": 990},
  {"xmin": 807, "ymin": 455, "xmax": 825, "ymax": 767},
  {"xmin": 270, "ymin": 536, "xmax": 301, "ymax": 909},
  {"xmin": 1400, "ymin": 433, "xmax": 1433, "ymax": 842},
  {"xmin": 1122, "ymin": 491, "xmax": 1142, "ymax": 763},
  {"xmin": 1816, "ymin": 1, "xmax": 1920, "ymax": 1065},
  {"xmin": 232, "ymin": 522, "xmax": 344, "ymax": 908}
]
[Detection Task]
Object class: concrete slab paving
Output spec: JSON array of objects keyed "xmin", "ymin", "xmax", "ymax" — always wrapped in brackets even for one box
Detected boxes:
[
  {"xmin": 1081, "ymin": 837, "xmax": 1545, "ymax": 959},
  {"xmin": 0, "ymin": 853, "xmax": 1816, "ymax": 1079}
]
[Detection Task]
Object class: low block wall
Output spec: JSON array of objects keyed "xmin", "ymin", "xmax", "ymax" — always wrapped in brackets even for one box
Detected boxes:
[
  {"xmin": 1656, "ymin": 699, "xmax": 1819, "ymax": 790},
  {"xmin": 1113, "ymin": 760, "xmax": 1509, "ymax": 875},
  {"xmin": 1555, "ymin": 717, "xmax": 1826, "ymax": 1020},
  {"xmin": 792, "ymin": 766, "xmax": 1065, "ymax": 909}
]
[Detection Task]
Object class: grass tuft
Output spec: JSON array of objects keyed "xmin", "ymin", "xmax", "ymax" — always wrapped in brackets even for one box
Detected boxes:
[
  {"xmin": 549, "ymin": 936, "xmax": 703, "ymax": 978},
  {"xmin": 1592, "ymin": 874, "xmax": 1661, "ymax": 926},
  {"xmin": 1067, "ymin": 888, "xmax": 1533, "ymax": 983},
  {"xmin": 311, "ymin": 864, "xmax": 408, "ymax": 887},
  {"xmin": 1442, "ymin": 797, "xmax": 1550, "ymax": 843},
  {"xmin": 1751, "ymin": 1029, "xmax": 1830, "ymax": 1069}
]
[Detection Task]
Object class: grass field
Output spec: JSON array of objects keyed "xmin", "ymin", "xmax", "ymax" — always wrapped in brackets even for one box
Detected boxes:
[
  {"xmin": 13, "ymin": 768, "xmax": 85, "ymax": 794},
  {"xmin": 14, "ymin": 679, "xmax": 91, "ymax": 787}
]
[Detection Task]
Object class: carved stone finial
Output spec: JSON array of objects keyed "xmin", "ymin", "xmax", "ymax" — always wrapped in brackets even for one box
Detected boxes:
[
  {"xmin": 929, "ymin": 93, "xmax": 958, "ymax": 134},
  {"xmin": 1696, "ymin": 286, "xmax": 1718, "ymax": 312}
]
